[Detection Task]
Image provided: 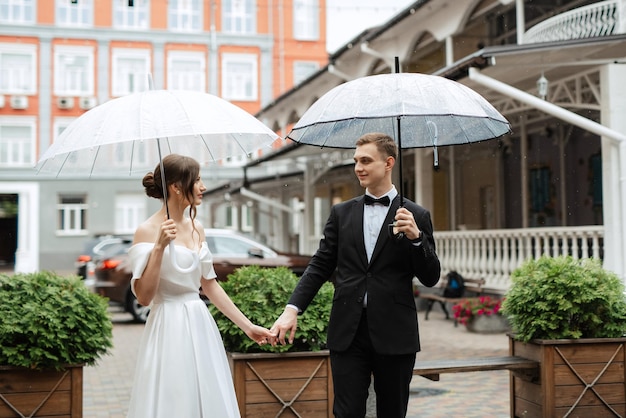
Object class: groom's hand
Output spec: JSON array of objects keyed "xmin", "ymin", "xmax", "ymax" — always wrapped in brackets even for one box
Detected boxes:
[{"xmin": 270, "ymin": 308, "xmax": 298, "ymax": 345}]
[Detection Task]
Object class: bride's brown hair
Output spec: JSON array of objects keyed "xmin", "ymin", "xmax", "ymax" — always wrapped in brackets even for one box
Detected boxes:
[{"xmin": 142, "ymin": 154, "xmax": 202, "ymax": 245}]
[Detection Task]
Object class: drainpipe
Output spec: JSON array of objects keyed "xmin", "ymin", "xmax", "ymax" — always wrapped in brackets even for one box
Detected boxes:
[
  {"xmin": 328, "ymin": 64, "xmax": 353, "ymax": 81},
  {"xmin": 240, "ymin": 187, "xmax": 294, "ymax": 213},
  {"xmin": 468, "ymin": 67, "xmax": 626, "ymax": 280},
  {"xmin": 468, "ymin": 68, "xmax": 626, "ymax": 143},
  {"xmin": 360, "ymin": 42, "xmax": 394, "ymax": 69},
  {"xmin": 516, "ymin": 0, "xmax": 525, "ymax": 45}
]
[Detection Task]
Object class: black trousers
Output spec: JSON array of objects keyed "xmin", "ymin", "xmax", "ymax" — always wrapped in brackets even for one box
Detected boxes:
[{"xmin": 330, "ymin": 309, "xmax": 416, "ymax": 418}]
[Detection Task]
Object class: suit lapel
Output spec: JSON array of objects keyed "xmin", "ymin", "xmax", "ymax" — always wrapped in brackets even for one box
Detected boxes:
[
  {"xmin": 352, "ymin": 197, "xmax": 369, "ymax": 267},
  {"xmin": 369, "ymin": 195, "xmax": 401, "ymax": 265}
]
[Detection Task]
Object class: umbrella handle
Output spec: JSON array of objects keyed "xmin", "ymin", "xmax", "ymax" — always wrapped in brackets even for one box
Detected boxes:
[{"xmin": 168, "ymin": 241, "xmax": 200, "ymax": 273}]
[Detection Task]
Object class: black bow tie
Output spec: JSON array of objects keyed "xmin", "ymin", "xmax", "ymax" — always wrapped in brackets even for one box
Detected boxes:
[{"xmin": 364, "ymin": 195, "xmax": 390, "ymax": 206}]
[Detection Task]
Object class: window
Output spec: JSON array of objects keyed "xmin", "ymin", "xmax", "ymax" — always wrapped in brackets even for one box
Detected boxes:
[
  {"xmin": 0, "ymin": 0, "xmax": 35, "ymax": 24},
  {"xmin": 0, "ymin": 43, "xmax": 36, "ymax": 94},
  {"xmin": 0, "ymin": 117, "xmax": 36, "ymax": 167},
  {"xmin": 115, "ymin": 194, "xmax": 145, "ymax": 234},
  {"xmin": 293, "ymin": 0, "xmax": 319, "ymax": 40},
  {"xmin": 53, "ymin": 45, "xmax": 95, "ymax": 96},
  {"xmin": 221, "ymin": 53, "xmax": 257, "ymax": 101},
  {"xmin": 293, "ymin": 61, "xmax": 318, "ymax": 85},
  {"xmin": 167, "ymin": 51, "xmax": 206, "ymax": 91},
  {"xmin": 222, "ymin": 0, "xmax": 255, "ymax": 34},
  {"xmin": 57, "ymin": 195, "xmax": 88, "ymax": 235},
  {"xmin": 56, "ymin": 0, "xmax": 93, "ymax": 27},
  {"xmin": 113, "ymin": 0, "xmax": 148, "ymax": 29},
  {"xmin": 168, "ymin": 0, "xmax": 201, "ymax": 32},
  {"xmin": 111, "ymin": 48, "xmax": 151, "ymax": 96}
]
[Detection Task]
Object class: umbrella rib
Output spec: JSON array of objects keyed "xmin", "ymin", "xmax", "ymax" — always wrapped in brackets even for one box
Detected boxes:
[
  {"xmin": 199, "ymin": 134, "xmax": 216, "ymax": 162},
  {"xmin": 89, "ymin": 146, "xmax": 100, "ymax": 177}
]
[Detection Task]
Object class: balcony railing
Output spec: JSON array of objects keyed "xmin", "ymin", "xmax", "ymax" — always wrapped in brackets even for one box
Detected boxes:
[
  {"xmin": 436, "ymin": 225, "xmax": 604, "ymax": 292},
  {"xmin": 523, "ymin": 0, "xmax": 626, "ymax": 44}
]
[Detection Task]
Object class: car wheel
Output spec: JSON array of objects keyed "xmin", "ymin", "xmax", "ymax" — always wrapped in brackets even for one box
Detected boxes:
[{"xmin": 126, "ymin": 290, "xmax": 150, "ymax": 323}]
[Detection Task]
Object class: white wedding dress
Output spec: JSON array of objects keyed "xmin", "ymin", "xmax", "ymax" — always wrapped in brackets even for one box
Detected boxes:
[{"xmin": 126, "ymin": 242, "xmax": 240, "ymax": 418}]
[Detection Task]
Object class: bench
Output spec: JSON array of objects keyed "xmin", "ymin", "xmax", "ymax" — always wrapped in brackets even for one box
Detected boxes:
[
  {"xmin": 420, "ymin": 276, "xmax": 486, "ymax": 321},
  {"xmin": 413, "ymin": 355, "xmax": 539, "ymax": 382}
]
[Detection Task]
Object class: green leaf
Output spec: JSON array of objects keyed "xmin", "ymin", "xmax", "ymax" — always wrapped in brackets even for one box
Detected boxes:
[
  {"xmin": 209, "ymin": 266, "xmax": 333, "ymax": 353},
  {"xmin": 502, "ymin": 256, "xmax": 626, "ymax": 342},
  {"xmin": 0, "ymin": 271, "xmax": 113, "ymax": 370}
]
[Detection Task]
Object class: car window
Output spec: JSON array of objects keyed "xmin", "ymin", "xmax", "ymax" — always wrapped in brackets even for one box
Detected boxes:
[{"xmin": 207, "ymin": 235, "xmax": 274, "ymax": 258}]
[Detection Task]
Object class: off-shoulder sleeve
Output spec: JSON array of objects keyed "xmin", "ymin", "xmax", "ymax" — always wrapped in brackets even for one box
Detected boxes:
[
  {"xmin": 127, "ymin": 243, "xmax": 154, "ymax": 296},
  {"xmin": 199, "ymin": 242, "xmax": 217, "ymax": 280}
]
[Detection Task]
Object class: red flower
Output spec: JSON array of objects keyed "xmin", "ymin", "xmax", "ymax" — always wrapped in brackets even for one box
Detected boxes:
[{"xmin": 452, "ymin": 296, "xmax": 504, "ymax": 325}]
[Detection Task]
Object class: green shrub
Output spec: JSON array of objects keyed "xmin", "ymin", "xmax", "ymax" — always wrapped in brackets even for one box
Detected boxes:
[
  {"xmin": 210, "ymin": 265, "xmax": 333, "ymax": 353},
  {"xmin": 502, "ymin": 256, "xmax": 626, "ymax": 342},
  {"xmin": 0, "ymin": 271, "xmax": 113, "ymax": 370}
]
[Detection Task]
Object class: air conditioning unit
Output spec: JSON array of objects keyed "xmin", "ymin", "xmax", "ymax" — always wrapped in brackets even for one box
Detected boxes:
[
  {"xmin": 0, "ymin": 95, "xmax": 4, "ymax": 108},
  {"xmin": 10, "ymin": 95, "xmax": 28, "ymax": 110},
  {"xmin": 79, "ymin": 96, "xmax": 97, "ymax": 110},
  {"xmin": 57, "ymin": 96, "xmax": 74, "ymax": 110}
]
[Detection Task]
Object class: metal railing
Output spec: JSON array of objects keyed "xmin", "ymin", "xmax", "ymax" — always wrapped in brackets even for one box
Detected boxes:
[
  {"xmin": 523, "ymin": 0, "xmax": 626, "ymax": 44},
  {"xmin": 436, "ymin": 225, "xmax": 604, "ymax": 292}
]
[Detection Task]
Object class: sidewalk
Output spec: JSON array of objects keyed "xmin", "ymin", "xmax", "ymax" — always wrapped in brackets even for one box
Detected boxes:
[{"xmin": 83, "ymin": 306, "xmax": 511, "ymax": 417}]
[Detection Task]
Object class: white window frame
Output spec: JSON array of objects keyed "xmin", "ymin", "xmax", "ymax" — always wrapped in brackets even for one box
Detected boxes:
[
  {"xmin": 293, "ymin": 0, "xmax": 319, "ymax": 40},
  {"xmin": 168, "ymin": 0, "xmax": 201, "ymax": 32},
  {"xmin": 221, "ymin": 53, "xmax": 258, "ymax": 101},
  {"xmin": 0, "ymin": 0, "xmax": 35, "ymax": 24},
  {"xmin": 167, "ymin": 50, "xmax": 206, "ymax": 91},
  {"xmin": 53, "ymin": 45, "xmax": 95, "ymax": 96},
  {"xmin": 113, "ymin": 0, "xmax": 149, "ymax": 30},
  {"xmin": 115, "ymin": 193, "xmax": 145, "ymax": 234},
  {"xmin": 111, "ymin": 48, "xmax": 151, "ymax": 96},
  {"xmin": 0, "ymin": 116, "xmax": 36, "ymax": 167},
  {"xmin": 0, "ymin": 43, "xmax": 37, "ymax": 94},
  {"xmin": 222, "ymin": 0, "xmax": 255, "ymax": 34},
  {"xmin": 224, "ymin": 205, "xmax": 252, "ymax": 231},
  {"xmin": 57, "ymin": 195, "xmax": 88, "ymax": 236},
  {"xmin": 293, "ymin": 61, "xmax": 319, "ymax": 85},
  {"xmin": 56, "ymin": 0, "xmax": 93, "ymax": 27}
]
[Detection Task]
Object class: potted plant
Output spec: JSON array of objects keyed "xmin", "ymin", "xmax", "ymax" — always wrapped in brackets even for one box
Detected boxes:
[
  {"xmin": 209, "ymin": 265, "xmax": 334, "ymax": 417},
  {"xmin": 452, "ymin": 295, "xmax": 509, "ymax": 333},
  {"xmin": 0, "ymin": 271, "xmax": 113, "ymax": 418},
  {"xmin": 501, "ymin": 255, "xmax": 626, "ymax": 417}
]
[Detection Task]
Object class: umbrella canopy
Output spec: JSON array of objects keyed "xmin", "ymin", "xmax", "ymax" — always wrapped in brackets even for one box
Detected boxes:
[
  {"xmin": 36, "ymin": 88, "xmax": 280, "ymax": 272},
  {"xmin": 36, "ymin": 89, "xmax": 279, "ymax": 177},
  {"xmin": 286, "ymin": 72, "xmax": 510, "ymax": 149}
]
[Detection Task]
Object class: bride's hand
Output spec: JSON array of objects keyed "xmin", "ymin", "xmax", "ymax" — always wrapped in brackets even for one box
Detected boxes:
[
  {"xmin": 247, "ymin": 325, "xmax": 277, "ymax": 346},
  {"xmin": 157, "ymin": 218, "xmax": 176, "ymax": 248}
]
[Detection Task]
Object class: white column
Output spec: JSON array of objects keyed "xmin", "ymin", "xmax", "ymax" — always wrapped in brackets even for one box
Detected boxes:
[
  {"xmin": 600, "ymin": 64, "xmax": 626, "ymax": 281},
  {"xmin": 4, "ymin": 182, "xmax": 40, "ymax": 273}
]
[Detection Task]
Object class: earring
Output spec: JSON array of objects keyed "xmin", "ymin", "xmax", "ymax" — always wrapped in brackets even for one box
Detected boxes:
[{"xmin": 176, "ymin": 191, "xmax": 181, "ymax": 195}]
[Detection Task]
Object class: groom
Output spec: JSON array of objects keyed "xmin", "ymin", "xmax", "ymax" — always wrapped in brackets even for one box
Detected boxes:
[{"xmin": 271, "ymin": 132, "xmax": 441, "ymax": 417}]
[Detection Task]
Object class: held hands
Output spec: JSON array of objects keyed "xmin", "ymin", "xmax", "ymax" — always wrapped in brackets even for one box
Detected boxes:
[
  {"xmin": 270, "ymin": 308, "xmax": 298, "ymax": 346},
  {"xmin": 246, "ymin": 325, "xmax": 276, "ymax": 347},
  {"xmin": 393, "ymin": 207, "xmax": 421, "ymax": 241}
]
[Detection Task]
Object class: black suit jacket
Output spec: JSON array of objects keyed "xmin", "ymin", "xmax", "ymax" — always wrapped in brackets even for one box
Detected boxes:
[{"xmin": 288, "ymin": 195, "xmax": 441, "ymax": 355}]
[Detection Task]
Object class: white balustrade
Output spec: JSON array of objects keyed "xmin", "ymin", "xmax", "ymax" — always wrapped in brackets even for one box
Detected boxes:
[
  {"xmin": 435, "ymin": 225, "xmax": 604, "ymax": 292},
  {"xmin": 523, "ymin": 0, "xmax": 625, "ymax": 44}
]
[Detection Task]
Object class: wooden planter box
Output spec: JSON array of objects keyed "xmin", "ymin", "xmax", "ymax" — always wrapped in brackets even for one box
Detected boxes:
[
  {"xmin": 228, "ymin": 350, "xmax": 333, "ymax": 418},
  {"xmin": 509, "ymin": 336, "xmax": 626, "ymax": 418},
  {"xmin": 0, "ymin": 365, "xmax": 83, "ymax": 418}
]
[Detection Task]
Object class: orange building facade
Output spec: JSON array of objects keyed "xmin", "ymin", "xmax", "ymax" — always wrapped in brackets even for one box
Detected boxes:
[
  {"xmin": 0, "ymin": 0, "xmax": 327, "ymax": 163},
  {"xmin": 0, "ymin": 0, "xmax": 328, "ymax": 273}
]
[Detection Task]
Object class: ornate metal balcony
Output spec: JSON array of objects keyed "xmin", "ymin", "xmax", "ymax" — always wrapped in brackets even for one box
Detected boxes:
[{"xmin": 523, "ymin": 0, "xmax": 626, "ymax": 44}]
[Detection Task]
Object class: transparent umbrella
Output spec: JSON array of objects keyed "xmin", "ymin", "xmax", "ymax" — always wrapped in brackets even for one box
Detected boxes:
[
  {"xmin": 287, "ymin": 70, "xmax": 511, "ymax": 205},
  {"xmin": 36, "ymin": 88, "xmax": 280, "ymax": 271},
  {"xmin": 37, "ymin": 89, "xmax": 279, "ymax": 177}
]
